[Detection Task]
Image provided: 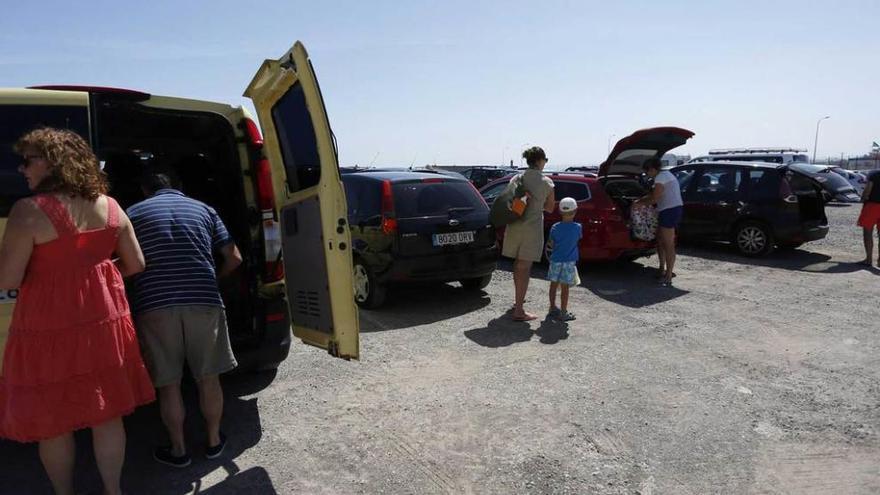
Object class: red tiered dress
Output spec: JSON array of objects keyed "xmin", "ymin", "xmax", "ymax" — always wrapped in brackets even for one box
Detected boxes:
[{"xmin": 0, "ymin": 194, "xmax": 155, "ymax": 442}]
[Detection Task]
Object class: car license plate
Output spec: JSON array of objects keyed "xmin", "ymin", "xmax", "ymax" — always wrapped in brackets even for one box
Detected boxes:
[
  {"xmin": 433, "ymin": 231, "xmax": 475, "ymax": 246},
  {"xmin": 0, "ymin": 289, "xmax": 18, "ymax": 304}
]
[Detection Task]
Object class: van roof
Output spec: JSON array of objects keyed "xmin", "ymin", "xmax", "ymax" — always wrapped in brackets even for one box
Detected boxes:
[{"xmin": 2, "ymin": 86, "xmax": 245, "ymax": 118}]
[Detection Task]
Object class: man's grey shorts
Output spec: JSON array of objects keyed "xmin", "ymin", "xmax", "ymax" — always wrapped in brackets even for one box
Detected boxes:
[{"xmin": 135, "ymin": 305, "xmax": 238, "ymax": 388}]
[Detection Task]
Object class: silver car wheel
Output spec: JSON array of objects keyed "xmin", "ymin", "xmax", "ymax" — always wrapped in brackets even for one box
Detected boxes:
[
  {"xmin": 353, "ymin": 264, "xmax": 370, "ymax": 303},
  {"xmin": 737, "ymin": 226, "xmax": 766, "ymax": 254}
]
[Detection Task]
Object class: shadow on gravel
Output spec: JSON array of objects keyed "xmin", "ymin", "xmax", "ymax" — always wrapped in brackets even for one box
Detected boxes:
[
  {"xmin": 0, "ymin": 371, "xmax": 276, "ymax": 495},
  {"xmin": 535, "ymin": 316, "xmax": 569, "ymax": 344},
  {"xmin": 360, "ymin": 283, "xmax": 491, "ymax": 332},
  {"xmin": 679, "ymin": 243, "xmax": 865, "ymax": 274},
  {"xmin": 464, "ymin": 316, "xmax": 534, "ymax": 347},
  {"xmin": 578, "ymin": 261, "xmax": 689, "ymax": 308}
]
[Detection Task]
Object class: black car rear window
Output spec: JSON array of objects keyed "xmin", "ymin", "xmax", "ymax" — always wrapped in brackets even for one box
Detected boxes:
[
  {"xmin": 343, "ymin": 178, "xmax": 381, "ymax": 222},
  {"xmin": 392, "ymin": 180, "xmax": 486, "ymax": 218}
]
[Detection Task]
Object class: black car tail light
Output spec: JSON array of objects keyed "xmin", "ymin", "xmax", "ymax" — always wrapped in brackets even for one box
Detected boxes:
[{"xmin": 381, "ymin": 180, "xmax": 398, "ymax": 235}]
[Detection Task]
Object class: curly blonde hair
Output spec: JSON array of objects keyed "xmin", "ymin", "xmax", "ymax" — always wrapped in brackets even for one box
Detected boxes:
[{"xmin": 14, "ymin": 128, "xmax": 108, "ymax": 200}]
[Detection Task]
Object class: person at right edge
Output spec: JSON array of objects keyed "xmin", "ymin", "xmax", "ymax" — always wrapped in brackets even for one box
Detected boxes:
[
  {"xmin": 127, "ymin": 168, "xmax": 243, "ymax": 468},
  {"xmin": 503, "ymin": 146, "xmax": 555, "ymax": 321},
  {"xmin": 857, "ymin": 170, "xmax": 880, "ymax": 266},
  {"xmin": 635, "ymin": 158, "xmax": 682, "ymax": 287}
]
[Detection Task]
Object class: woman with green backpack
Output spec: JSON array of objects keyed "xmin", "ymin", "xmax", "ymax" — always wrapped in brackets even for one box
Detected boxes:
[{"xmin": 501, "ymin": 147, "xmax": 555, "ymax": 321}]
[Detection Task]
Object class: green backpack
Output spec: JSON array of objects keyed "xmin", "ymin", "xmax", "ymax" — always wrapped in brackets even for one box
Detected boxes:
[{"xmin": 489, "ymin": 174, "xmax": 528, "ymax": 228}]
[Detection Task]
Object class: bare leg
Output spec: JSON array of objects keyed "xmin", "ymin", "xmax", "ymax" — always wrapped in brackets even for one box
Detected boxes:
[
  {"xmin": 92, "ymin": 417, "xmax": 125, "ymax": 495},
  {"xmin": 549, "ymin": 281, "xmax": 559, "ymax": 311},
  {"xmin": 158, "ymin": 384, "xmax": 187, "ymax": 456},
  {"xmin": 656, "ymin": 232, "xmax": 666, "ymax": 272},
  {"xmin": 862, "ymin": 227, "xmax": 873, "ymax": 264},
  {"xmin": 660, "ymin": 227, "xmax": 676, "ymax": 282},
  {"xmin": 38, "ymin": 433, "xmax": 75, "ymax": 495},
  {"xmin": 197, "ymin": 375, "xmax": 224, "ymax": 448},
  {"xmin": 561, "ymin": 284, "xmax": 570, "ymax": 312},
  {"xmin": 513, "ymin": 259, "xmax": 535, "ymax": 319}
]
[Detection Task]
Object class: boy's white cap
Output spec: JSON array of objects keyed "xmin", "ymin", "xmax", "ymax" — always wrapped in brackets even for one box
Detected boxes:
[{"xmin": 559, "ymin": 197, "xmax": 577, "ymax": 213}]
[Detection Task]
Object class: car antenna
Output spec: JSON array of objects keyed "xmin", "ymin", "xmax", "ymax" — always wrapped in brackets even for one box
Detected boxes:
[{"xmin": 369, "ymin": 152, "xmax": 380, "ymax": 167}]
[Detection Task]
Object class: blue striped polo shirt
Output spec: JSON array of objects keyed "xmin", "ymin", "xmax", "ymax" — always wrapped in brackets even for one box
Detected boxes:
[{"xmin": 127, "ymin": 189, "xmax": 233, "ymax": 314}]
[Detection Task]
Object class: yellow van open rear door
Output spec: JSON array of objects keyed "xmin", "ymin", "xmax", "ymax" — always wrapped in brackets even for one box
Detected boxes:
[{"xmin": 244, "ymin": 41, "xmax": 359, "ymax": 360}]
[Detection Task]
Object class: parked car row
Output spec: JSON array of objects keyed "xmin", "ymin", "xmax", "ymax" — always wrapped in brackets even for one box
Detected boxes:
[{"xmin": 686, "ymin": 148, "xmax": 861, "ymax": 203}]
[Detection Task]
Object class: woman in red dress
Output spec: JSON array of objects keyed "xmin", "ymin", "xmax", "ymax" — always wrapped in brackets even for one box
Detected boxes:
[{"xmin": 0, "ymin": 128, "xmax": 155, "ymax": 495}]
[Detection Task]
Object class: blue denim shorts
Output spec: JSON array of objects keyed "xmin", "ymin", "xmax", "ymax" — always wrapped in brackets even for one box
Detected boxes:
[{"xmin": 658, "ymin": 206, "xmax": 683, "ymax": 229}]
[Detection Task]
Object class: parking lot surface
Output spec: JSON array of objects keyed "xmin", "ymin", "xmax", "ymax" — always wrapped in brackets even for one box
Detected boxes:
[{"xmin": 1, "ymin": 204, "xmax": 878, "ymax": 494}]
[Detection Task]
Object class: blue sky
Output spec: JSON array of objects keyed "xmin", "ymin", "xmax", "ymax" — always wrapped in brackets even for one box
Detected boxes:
[{"xmin": 2, "ymin": 1, "xmax": 877, "ymax": 168}]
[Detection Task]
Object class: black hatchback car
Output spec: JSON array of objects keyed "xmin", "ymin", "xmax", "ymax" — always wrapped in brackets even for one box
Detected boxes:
[
  {"xmin": 342, "ymin": 170, "xmax": 498, "ymax": 308},
  {"xmin": 670, "ymin": 161, "xmax": 829, "ymax": 256}
]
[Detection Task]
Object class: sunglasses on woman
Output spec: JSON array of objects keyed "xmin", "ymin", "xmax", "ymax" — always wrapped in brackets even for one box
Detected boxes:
[{"xmin": 20, "ymin": 155, "xmax": 45, "ymax": 167}]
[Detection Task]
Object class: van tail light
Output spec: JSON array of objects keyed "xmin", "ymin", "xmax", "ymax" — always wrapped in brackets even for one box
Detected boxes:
[
  {"xmin": 244, "ymin": 118, "xmax": 283, "ymax": 283},
  {"xmin": 380, "ymin": 180, "xmax": 397, "ymax": 235},
  {"xmin": 254, "ymin": 158, "xmax": 276, "ymax": 211},
  {"xmin": 780, "ymin": 178, "xmax": 798, "ymax": 203},
  {"xmin": 242, "ymin": 118, "xmax": 264, "ymax": 149}
]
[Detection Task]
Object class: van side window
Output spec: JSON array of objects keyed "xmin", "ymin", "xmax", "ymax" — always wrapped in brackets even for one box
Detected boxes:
[
  {"xmin": 270, "ymin": 82, "xmax": 321, "ymax": 193},
  {"xmin": 0, "ymin": 104, "xmax": 90, "ymax": 216}
]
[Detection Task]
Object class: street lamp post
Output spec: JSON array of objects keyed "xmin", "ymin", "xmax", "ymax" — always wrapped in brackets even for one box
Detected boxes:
[{"xmin": 813, "ymin": 116, "xmax": 830, "ymax": 164}]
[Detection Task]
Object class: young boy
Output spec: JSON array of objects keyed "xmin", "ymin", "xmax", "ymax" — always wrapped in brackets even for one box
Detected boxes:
[{"xmin": 546, "ymin": 197, "xmax": 582, "ymax": 321}]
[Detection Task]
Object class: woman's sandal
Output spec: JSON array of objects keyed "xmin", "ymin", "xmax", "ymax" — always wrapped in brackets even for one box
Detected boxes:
[{"xmin": 512, "ymin": 312, "xmax": 538, "ymax": 322}]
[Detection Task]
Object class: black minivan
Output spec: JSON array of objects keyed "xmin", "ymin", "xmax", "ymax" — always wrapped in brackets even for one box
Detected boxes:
[
  {"xmin": 342, "ymin": 170, "xmax": 498, "ymax": 308},
  {"xmin": 670, "ymin": 161, "xmax": 829, "ymax": 256}
]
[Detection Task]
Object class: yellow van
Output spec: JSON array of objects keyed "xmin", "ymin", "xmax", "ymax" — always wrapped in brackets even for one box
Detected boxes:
[{"xmin": 0, "ymin": 41, "xmax": 359, "ymax": 369}]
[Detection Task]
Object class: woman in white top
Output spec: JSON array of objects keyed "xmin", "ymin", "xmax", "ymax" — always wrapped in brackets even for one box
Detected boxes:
[{"xmin": 635, "ymin": 158, "xmax": 683, "ymax": 286}]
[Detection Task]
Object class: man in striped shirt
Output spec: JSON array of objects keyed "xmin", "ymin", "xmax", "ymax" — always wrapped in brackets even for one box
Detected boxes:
[{"xmin": 127, "ymin": 169, "xmax": 242, "ymax": 468}]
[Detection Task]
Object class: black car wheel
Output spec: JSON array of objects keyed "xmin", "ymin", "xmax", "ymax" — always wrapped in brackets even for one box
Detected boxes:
[
  {"xmin": 460, "ymin": 274, "xmax": 492, "ymax": 290},
  {"xmin": 353, "ymin": 260, "xmax": 386, "ymax": 309},
  {"xmin": 734, "ymin": 221, "xmax": 774, "ymax": 257}
]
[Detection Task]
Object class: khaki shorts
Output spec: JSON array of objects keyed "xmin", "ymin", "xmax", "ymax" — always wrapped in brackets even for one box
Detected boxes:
[
  {"xmin": 135, "ymin": 305, "xmax": 238, "ymax": 387},
  {"xmin": 502, "ymin": 221, "xmax": 545, "ymax": 262}
]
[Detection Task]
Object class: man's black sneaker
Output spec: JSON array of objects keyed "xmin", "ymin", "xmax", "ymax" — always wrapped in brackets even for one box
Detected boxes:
[
  {"xmin": 205, "ymin": 432, "xmax": 227, "ymax": 459},
  {"xmin": 153, "ymin": 447, "xmax": 191, "ymax": 468}
]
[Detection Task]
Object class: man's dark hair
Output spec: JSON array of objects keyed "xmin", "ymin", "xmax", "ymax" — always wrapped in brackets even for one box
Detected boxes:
[
  {"xmin": 642, "ymin": 158, "xmax": 662, "ymax": 172},
  {"xmin": 140, "ymin": 167, "xmax": 179, "ymax": 195}
]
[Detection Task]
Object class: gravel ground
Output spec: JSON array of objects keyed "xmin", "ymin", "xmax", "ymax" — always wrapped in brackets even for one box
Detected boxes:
[{"xmin": 1, "ymin": 204, "xmax": 878, "ymax": 494}]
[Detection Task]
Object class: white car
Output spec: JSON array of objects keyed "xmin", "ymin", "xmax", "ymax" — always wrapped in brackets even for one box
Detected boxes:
[{"xmin": 831, "ymin": 167, "xmax": 867, "ymax": 196}]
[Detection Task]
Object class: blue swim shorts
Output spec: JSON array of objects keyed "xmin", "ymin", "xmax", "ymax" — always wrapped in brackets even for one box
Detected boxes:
[{"xmin": 547, "ymin": 261, "xmax": 581, "ymax": 286}]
